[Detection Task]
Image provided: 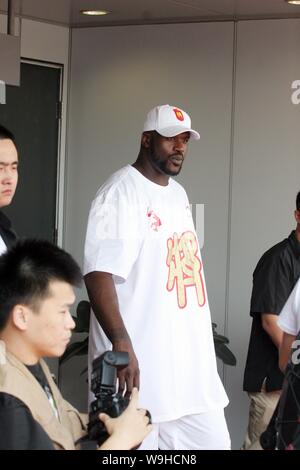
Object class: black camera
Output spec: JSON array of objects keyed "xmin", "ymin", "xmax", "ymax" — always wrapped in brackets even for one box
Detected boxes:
[{"xmin": 88, "ymin": 351, "xmax": 129, "ymax": 445}]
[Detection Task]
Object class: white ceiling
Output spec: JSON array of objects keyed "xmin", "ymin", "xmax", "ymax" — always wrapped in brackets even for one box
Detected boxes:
[{"xmin": 1, "ymin": 0, "xmax": 300, "ymax": 27}]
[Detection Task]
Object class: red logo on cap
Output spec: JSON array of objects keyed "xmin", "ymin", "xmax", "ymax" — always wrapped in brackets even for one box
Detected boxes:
[{"xmin": 173, "ymin": 108, "xmax": 184, "ymax": 121}]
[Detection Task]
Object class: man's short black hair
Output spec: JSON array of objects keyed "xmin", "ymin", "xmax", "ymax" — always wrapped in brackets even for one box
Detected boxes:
[
  {"xmin": 0, "ymin": 239, "xmax": 82, "ymax": 331},
  {"xmin": 0, "ymin": 124, "xmax": 16, "ymax": 146},
  {"xmin": 297, "ymin": 192, "xmax": 300, "ymax": 212}
]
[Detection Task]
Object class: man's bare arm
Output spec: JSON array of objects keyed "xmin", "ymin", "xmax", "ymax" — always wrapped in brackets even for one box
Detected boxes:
[
  {"xmin": 279, "ymin": 332, "xmax": 296, "ymax": 372},
  {"xmin": 261, "ymin": 313, "xmax": 283, "ymax": 349},
  {"xmin": 84, "ymin": 271, "xmax": 139, "ymax": 394}
]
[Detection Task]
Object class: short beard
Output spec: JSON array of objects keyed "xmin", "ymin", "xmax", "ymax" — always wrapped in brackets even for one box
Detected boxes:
[
  {"xmin": 149, "ymin": 139, "xmax": 182, "ymax": 176},
  {"xmin": 152, "ymin": 156, "xmax": 182, "ymax": 176}
]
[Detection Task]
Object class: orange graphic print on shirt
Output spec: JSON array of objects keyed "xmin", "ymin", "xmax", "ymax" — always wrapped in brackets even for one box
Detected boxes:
[{"xmin": 166, "ymin": 231, "xmax": 206, "ymax": 309}]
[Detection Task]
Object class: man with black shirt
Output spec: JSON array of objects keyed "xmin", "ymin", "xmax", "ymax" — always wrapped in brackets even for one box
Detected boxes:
[
  {"xmin": 242, "ymin": 192, "xmax": 300, "ymax": 450},
  {"xmin": 0, "ymin": 240, "xmax": 152, "ymax": 450},
  {"xmin": 0, "ymin": 125, "xmax": 18, "ymax": 251}
]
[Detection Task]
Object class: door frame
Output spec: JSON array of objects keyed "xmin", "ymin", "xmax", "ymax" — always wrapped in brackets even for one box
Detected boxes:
[{"xmin": 21, "ymin": 57, "xmax": 64, "ymax": 246}]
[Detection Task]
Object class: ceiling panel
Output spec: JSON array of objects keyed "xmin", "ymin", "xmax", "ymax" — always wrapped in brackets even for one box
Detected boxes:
[
  {"xmin": 70, "ymin": 0, "xmax": 218, "ymax": 24},
  {"xmin": 0, "ymin": 0, "xmax": 300, "ymax": 27},
  {"xmin": 170, "ymin": 0, "xmax": 300, "ymax": 16}
]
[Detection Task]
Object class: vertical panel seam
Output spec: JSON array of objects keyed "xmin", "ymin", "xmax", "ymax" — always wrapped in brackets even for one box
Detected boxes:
[
  {"xmin": 223, "ymin": 21, "xmax": 238, "ymax": 386},
  {"xmin": 61, "ymin": 26, "xmax": 73, "ymax": 250}
]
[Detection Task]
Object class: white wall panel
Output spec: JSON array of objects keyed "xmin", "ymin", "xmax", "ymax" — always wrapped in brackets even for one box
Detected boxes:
[
  {"xmin": 65, "ymin": 22, "xmax": 234, "ymax": 412},
  {"xmin": 226, "ymin": 19, "xmax": 300, "ymax": 448},
  {"xmin": 65, "ymin": 18, "xmax": 300, "ymax": 447}
]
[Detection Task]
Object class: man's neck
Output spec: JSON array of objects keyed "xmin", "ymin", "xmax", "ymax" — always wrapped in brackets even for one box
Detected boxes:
[
  {"xmin": 132, "ymin": 158, "xmax": 169, "ymax": 186},
  {"xmin": 0, "ymin": 334, "xmax": 39, "ymax": 365}
]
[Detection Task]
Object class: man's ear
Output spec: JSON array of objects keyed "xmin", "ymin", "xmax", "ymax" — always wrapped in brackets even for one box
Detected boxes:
[
  {"xmin": 12, "ymin": 305, "xmax": 30, "ymax": 331},
  {"xmin": 294, "ymin": 210, "xmax": 300, "ymax": 225},
  {"xmin": 141, "ymin": 132, "xmax": 151, "ymax": 149}
]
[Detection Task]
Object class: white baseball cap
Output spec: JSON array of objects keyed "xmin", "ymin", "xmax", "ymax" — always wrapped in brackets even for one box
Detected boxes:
[{"xmin": 143, "ymin": 104, "xmax": 200, "ymax": 141}]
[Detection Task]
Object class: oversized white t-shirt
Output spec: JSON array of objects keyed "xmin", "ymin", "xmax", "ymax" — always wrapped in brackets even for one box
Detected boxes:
[
  {"xmin": 84, "ymin": 165, "xmax": 228, "ymax": 422},
  {"xmin": 278, "ymin": 278, "xmax": 300, "ymax": 336}
]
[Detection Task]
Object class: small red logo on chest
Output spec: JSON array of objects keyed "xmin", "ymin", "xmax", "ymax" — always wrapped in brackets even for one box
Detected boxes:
[{"xmin": 147, "ymin": 209, "xmax": 162, "ymax": 231}]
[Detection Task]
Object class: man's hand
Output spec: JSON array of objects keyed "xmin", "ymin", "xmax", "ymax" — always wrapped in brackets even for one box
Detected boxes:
[
  {"xmin": 113, "ymin": 340, "xmax": 140, "ymax": 396},
  {"xmin": 98, "ymin": 388, "xmax": 152, "ymax": 450}
]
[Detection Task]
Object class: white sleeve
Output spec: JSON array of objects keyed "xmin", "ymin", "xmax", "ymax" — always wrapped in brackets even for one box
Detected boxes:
[
  {"xmin": 84, "ymin": 185, "xmax": 146, "ymax": 280},
  {"xmin": 278, "ymin": 279, "xmax": 300, "ymax": 335}
]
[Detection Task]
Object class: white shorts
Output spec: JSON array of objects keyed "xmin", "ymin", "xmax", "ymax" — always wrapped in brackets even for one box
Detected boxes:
[{"xmin": 139, "ymin": 409, "xmax": 231, "ymax": 450}]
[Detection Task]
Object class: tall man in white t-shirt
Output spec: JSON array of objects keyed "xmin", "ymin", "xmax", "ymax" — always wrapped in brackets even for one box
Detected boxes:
[
  {"xmin": 84, "ymin": 105, "xmax": 230, "ymax": 450},
  {"xmin": 0, "ymin": 125, "xmax": 18, "ymax": 254}
]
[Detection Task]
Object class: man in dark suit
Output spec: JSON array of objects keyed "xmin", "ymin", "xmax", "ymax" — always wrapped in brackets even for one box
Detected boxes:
[
  {"xmin": 0, "ymin": 125, "xmax": 18, "ymax": 252},
  {"xmin": 243, "ymin": 192, "xmax": 300, "ymax": 449}
]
